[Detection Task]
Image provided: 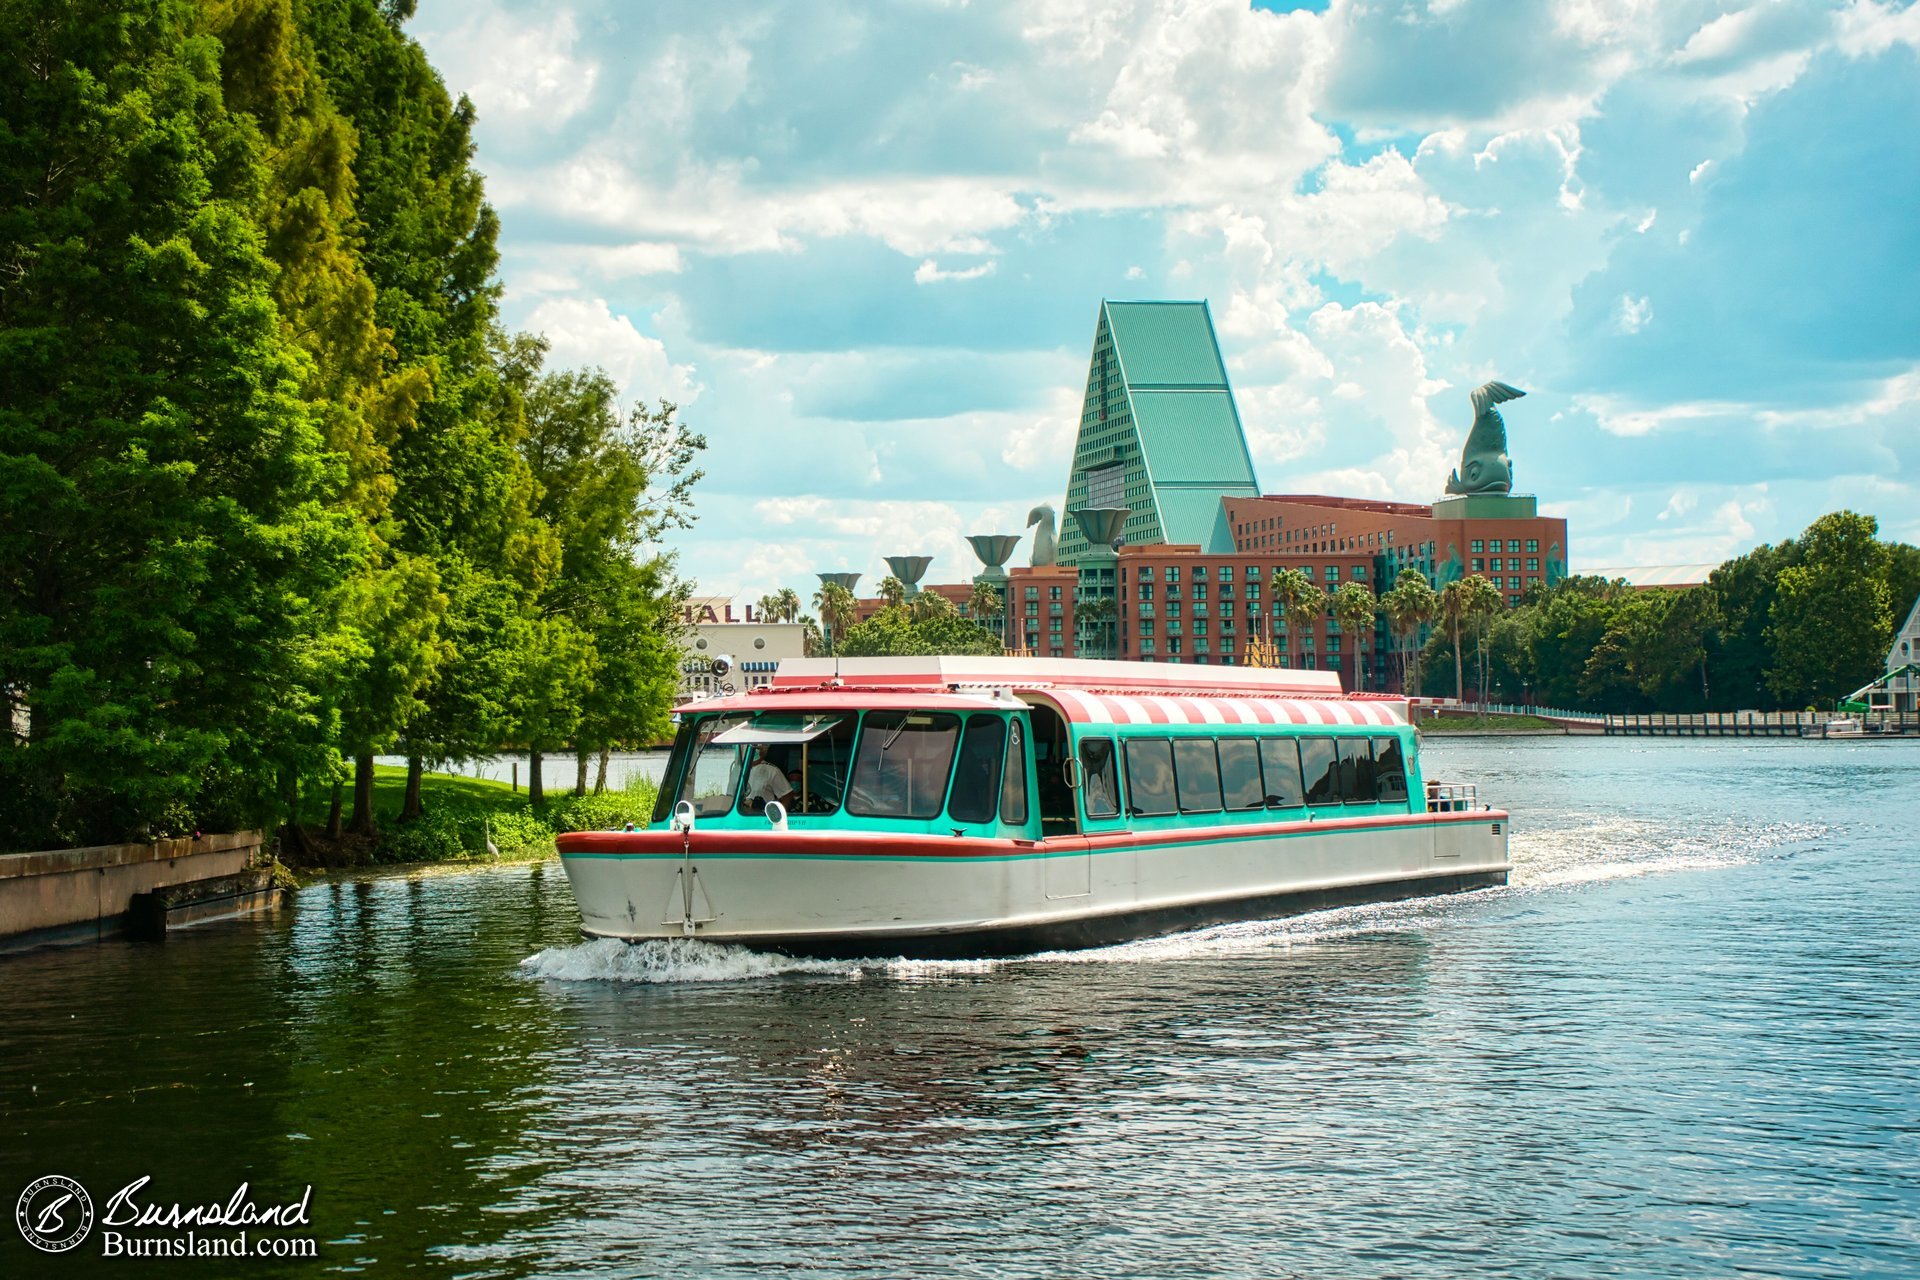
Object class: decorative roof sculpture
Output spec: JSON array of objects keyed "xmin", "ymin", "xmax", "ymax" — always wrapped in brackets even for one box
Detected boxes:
[
  {"xmin": 1027, "ymin": 504, "xmax": 1058, "ymax": 567},
  {"xmin": 1445, "ymin": 381, "xmax": 1527, "ymax": 496}
]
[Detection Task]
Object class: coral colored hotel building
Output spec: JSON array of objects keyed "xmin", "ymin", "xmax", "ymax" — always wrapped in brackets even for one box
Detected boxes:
[{"xmin": 832, "ymin": 301, "xmax": 1568, "ymax": 692}]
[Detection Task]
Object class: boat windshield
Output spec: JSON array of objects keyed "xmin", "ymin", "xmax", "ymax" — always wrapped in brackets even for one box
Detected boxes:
[
  {"xmin": 675, "ymin": 714, "xmax": 750, "ymax": 817},
  {"xmin": 731, "ymin": 713, "xmax": 857, "ymax": 816},
  {"xmin": 846, "ymin": 712, "xmax": 961, "ymax": 820}
]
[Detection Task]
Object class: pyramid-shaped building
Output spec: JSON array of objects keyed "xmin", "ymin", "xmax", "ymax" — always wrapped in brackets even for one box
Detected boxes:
[{"xmin": 1054, "ymin": 301, "xmax": 1261, "ymax": 565}]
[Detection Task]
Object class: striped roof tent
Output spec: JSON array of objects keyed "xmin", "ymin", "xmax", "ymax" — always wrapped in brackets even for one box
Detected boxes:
[
  {"xmin": 1045, "ymin": 688, "xmax": 1405, "ymax": 727},
  {"xmin": 771, "ymin": 656, "xmax": 1342, "ymax": 698},
  {"xmin": 765, "ymin": 657, "xmax": 1403, "ymax": 727}
]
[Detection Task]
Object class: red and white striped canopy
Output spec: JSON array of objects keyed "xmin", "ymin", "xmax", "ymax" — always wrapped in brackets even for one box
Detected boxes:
[{"xmin": 1042, "ymin": 689, "xmax": 1407, "ymax": 727}]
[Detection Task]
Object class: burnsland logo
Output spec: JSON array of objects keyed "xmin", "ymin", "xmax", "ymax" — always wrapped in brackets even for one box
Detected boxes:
[
  {"xmin": 15, "ymin": 1175, "xmax": 95, "ymax": 1254},
  {"xmin": 15, "ymin": 1175, "xmax": 319, "ymax": 1260}
]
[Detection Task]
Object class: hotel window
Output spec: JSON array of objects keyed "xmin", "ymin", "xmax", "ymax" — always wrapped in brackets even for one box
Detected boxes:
[
  {"xmin": 1049, "ymin": 586, "xmax": 1061, "ymax": 600},
  {"xmin": 1323, "ymin": 567, "xmax": 1339, "ymax": 583},
  {"xmin": 1166, "ymin": 566, "xmax": 1181, "ymax": 582},
  {"xmin": 1509, "ymin": 577, "xmax": 1522, "ymax": 590},
  {"xmin": 1194, "ymin": 582, "xmax": 1208, "ymax": 600},
  {"xmin": 1471, "ymin": 558, "xmax": 1483, "ymax": 572},
  {"xmin": 1527, "ymin": 539, "xmax": 1539, "ymax": 553},
  {"xmin": 1352, "ymin": 566, "xmax": 1366, "ymax": 580},
  {"xmin": 1026, "ymin": 586, "xmax": 1039, "ymax": 600},
  {"xmin": 1139, "ymin": 582, "xmax": 1154, "ymax": 600},
  {"xmin": 1527, "ymin": 558, "xmax": 1539, "ymax": 571},
  {"xmin": 1490, "ymin": 558, "xmax": 1503, "ymax": 571},
  {"xmin": 1087, "ymin": 462, "xmax": 1126, "ymax": 509},
  {"xmin": 1246, "ymin": 565, "xmax": 1261, "ymax": 579},
  {"xmin": 1328, "ymin": 635, "xmax": 1341, "ymax": 652},
  {"xmin": 1139, "ymin": 566, "xmax": 1157, "ymax": 581},
  {"xmin": 1471, "ymin": 540, "xmax": 1484, "ymax": 554},
  {"xmin": 1168, "ymin": 637, "xmax": 1183, "ymax": 655},
  {"xmin": 1508, "ymin": 540, "xmax": 1521, "ymax": 553}
]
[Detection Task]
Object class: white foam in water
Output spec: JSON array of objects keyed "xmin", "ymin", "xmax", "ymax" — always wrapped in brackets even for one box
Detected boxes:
[{"xmin": 520, "ymin": 936, "xmax": 865, "ymax": 984}]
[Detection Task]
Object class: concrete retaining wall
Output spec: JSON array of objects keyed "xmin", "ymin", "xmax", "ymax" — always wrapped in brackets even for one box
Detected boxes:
[{"xmin": 0, "ymin": 831, "xmax": 263, "ymax": 950}]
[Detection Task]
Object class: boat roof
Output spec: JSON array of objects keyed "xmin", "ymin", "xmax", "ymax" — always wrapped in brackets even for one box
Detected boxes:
[{"xmin": 678, "ymin": 657, "xmax": 1407, "ymax": 727}]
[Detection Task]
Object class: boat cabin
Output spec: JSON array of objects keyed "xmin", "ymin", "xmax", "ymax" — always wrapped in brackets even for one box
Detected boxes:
[{"xmin": 646, "ymin": 657, "xmax": 1425, "ymax": 842}]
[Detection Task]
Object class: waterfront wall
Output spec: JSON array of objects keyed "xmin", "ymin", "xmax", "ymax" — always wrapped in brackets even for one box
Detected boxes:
[{"xmin": 0, "ymin": 831, "xmax": 262, "ymax": 950}]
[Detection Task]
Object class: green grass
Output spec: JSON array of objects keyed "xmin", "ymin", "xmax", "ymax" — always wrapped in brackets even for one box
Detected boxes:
[
  {"xmin": 299, "ymin": 765, "xmax": 525, "ymax": 827},
  {"xmin": 290, "ymin": 766, "xmax": 659, "ymax": 870}
]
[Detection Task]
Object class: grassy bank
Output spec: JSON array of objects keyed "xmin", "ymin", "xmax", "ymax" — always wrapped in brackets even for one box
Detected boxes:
[
  {"xmin": 287, "ymin": 766, "xmax": 658, "ymax": 870},
  {"xmin": 1419, "ymin": 713, "xmax": 1566, "ymax": 735}
]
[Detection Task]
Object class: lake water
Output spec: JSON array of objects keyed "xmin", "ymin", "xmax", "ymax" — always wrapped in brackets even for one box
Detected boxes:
[{"xmin": 3, "ymin": 738, "xmax": 1917, "ymax": 1277}]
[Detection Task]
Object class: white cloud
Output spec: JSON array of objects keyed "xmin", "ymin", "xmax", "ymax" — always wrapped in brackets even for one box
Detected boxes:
[
  {"xmin": 1615, "ymin": 294, "xmax": 1653, "ymax": 333},
  {"xmin": 523, "ymin": 296, "xmax": 701, "ymax": 403},
  {"xmin": 913, "ymin": 258, "xmax": 998, "ymax": 284},
  {"xmin": 418, "ymin": 8, "xmax": 599, "ymax": 128}
]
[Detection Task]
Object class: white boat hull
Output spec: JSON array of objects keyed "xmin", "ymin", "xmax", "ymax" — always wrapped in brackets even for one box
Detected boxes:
[{"xmin": 557, "ymin": 811, "xmax": 1510, "ymax": 958}]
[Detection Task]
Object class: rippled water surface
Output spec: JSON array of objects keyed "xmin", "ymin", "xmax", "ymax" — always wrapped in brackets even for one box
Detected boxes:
[{"xmin": 3, "ymin": 738, "xmax": 1917, "ymax": 1277}]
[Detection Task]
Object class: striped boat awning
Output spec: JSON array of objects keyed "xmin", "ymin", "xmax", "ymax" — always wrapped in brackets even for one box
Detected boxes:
[{"xmin": 1043, "ymin": 690, "xmax": 1408, "ymax": 727}]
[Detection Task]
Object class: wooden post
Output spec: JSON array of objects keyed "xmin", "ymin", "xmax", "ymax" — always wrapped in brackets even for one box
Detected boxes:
[{"xmin": 512, "ymin": 762, "xmax": 519, "ymax": 793}]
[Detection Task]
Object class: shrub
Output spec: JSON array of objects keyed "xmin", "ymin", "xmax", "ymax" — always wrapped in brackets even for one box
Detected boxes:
[{"xmin": 542, "ymin": 781, "xmax": 660, "ymax": 834}]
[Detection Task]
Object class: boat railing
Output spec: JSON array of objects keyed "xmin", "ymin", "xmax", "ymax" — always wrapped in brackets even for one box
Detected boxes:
[{"xmin": 1425, "ymin": 781, "xmax": 1481, "ymax": 813}]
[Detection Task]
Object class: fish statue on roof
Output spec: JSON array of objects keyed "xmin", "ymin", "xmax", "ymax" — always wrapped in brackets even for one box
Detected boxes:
[
  {"xmin": 1446, "ymin": 381, "xmax": 1527, "ymax": 495},
  {"xmin": 1026, "ymin": 504, "xmax": 1057, "ymax": 567}
]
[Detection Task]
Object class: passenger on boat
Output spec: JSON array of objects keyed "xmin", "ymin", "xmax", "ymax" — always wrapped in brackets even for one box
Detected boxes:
[{"xmin": 745, "ymin": 748, "xmax": 795, "ymax": 810}]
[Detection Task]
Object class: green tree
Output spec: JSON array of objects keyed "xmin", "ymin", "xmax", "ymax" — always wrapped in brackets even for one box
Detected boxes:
[
  {"xmin": 1706, "ymin": 543, "xmax": 1797, "ymax": 711},
  {"xmin": 1329, "ymin": 581, "xmax": 1378, "ymax": 692},
  {"xmin": 814, "ymin": 582, "xmax": 859, "ymax": 654},
  {"xmin": 1767, "ymin": 511, "xmax": 1892, "ymax": 706},
  {"xmin": 0, "ymin": 0, "xmax": 361, "ymax": 847},
  {"xmin": 877, "ymin": 576, "xmax": 907, "ymax": 608},
  {"xmin": 295, "ymin": 0, "xmax": 562, "ymax": 827},
  {"xmin": 1270, "ymin": 568, "xmax": 1327, "ymax": 670},
  {"xmin": 968, "ymin": 581, "xmax": 1004, "ymax": 646},
  {"xmin": 1436, "ymin": 580, "xmax": 1473, "ymax": 703},
  {"xmin": 1380, "ymin": 568, "xmax": 1438, "ymax": 696},
  {"xmin": 837, "ymin": 607, "xmax": 1002, "ymax": 657}
]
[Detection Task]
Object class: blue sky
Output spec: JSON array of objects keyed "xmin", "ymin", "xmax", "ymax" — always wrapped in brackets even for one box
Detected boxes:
[{"xmin": 413, "ymin": 0, "xmax": 1920, "ymax": 602}]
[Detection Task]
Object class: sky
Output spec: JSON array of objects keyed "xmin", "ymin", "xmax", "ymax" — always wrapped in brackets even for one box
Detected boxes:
[{"xmin": 412, "ymin": 0, "xmax": 1920, "ymax": 603}]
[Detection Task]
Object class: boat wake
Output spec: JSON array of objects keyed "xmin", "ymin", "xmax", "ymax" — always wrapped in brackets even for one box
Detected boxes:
[{"xmin": 520, "ymin": 936, "xmax": 866, "ymax": 985}]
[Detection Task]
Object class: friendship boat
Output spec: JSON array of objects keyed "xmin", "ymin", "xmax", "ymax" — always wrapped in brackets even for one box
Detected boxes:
[{"xmin": 555, "ymin": 657, "xmax": 1510, "ymax": 959}]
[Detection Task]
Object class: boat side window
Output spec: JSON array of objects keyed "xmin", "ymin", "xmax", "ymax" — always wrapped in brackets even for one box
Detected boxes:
[
  {"xmin": 1172, "ymin": 738, "xmax": 1223, "ymax": 814},
  {"xmin": 1372, "ymin": 735, "xmax": 1408, "ymax": 803},
  {"xmin": 652, "ymin": 719, "xmax": 698, "ymax": 823},
  {"xmin": 1339, "ymin": 738, "xmax": 1376, "ymax": 801},
  {"xmin": 1301, "ymin": 736, "xmax": 1342, "ymax": 805},
  {"xmin": 678, "ymin": 715, "xmax": 749, "ymax": 817},
  {"xmin": 1124, "ymin": 738, "xmax": 1177, "ymax": 817},
  {"xmin": 1217, "ymin": 737, "xmax": 1264, "ymax": 811},
  {"xmin": 847, "ymin": 712, "xmax": 962, "ymax": 820},
  {"xmin": 1001, "ymin": 717, "xmax": 1029, "ymax": 825},
  {"xmin": 1259, "ymin": 738, "xmax": 1305, "ymax": 808},
  {"xmin": 947, "ymin": 715, "xmax": 1007, "ymax": 825},
  {"xmin": 1079, "ymin": 737, "xmax": 1121, "ymax": 820}
]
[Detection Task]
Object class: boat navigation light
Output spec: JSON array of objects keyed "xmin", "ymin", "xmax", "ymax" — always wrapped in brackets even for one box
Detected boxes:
[
  {"xmin": 710, "ymin": 653, "xmax": 734, "ymax": 677},
  {"xmin": 671, "ymin": 801, "xmax": 697, "ymax": 834}
]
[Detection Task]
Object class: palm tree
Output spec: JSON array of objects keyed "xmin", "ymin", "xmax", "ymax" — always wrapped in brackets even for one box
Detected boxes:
[
  {"xmin": 1381, "ymin": 568, "xmax": 1438, "ymax": 695},
  {"xmin": 775, "ymin": 587, "xmax": 802, "ymax": 624},
  {"xmin": 909, "ymin": 590, "xmax": 955, "ymax": 622},
  {"xmin": 1076, "ymin": 596, "xmax": 1117, "ymax": 657},
  {"xmin": 1329, "ymin": 580, "xmax": 1378, "ymax": 692},
  {"xmin": 800, "ymin": 615, "xmax": 824, "ymax": 657},
  {"xmin": 1438, "ymin": 579, "xmax": 1472, "ymax": 703},
  {"xmin": 756, "ymin": 592, "xmax": 783, "ymax": 623},
  {"xmin": 968, "ymin": 580, "xmax": 1003, "ymax": 643},
  {"xmin": 1464, "ymin": 575, "xmax": 1505, "ymax": 710},
  {"xmin": 813, "ymin": 582, "xmax": 859, "ymax": 654},
  {"xmin": 1270, "ymin": 568, "xmax": 1328, "ymax": 670},
  {"xmin": 877, "ymin": 576, "xmax": 907, "ymax": 608}
]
